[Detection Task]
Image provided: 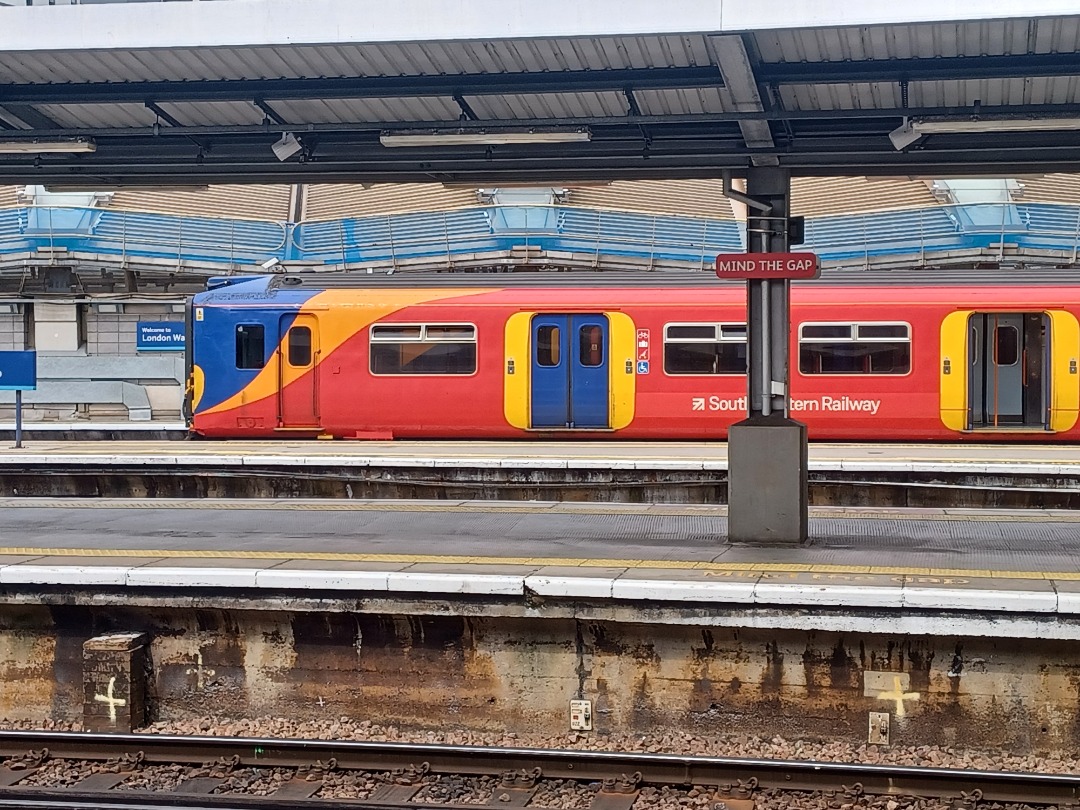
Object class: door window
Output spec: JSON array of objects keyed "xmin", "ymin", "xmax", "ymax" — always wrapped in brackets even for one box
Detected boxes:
[
  {"xmin": 536, "ymin": 325, "xmax": 561, "ymax": 366},
  {"xmin": 579, "ymin": 325, "xmax": 604, "ymax": 367},
  {"xmin": 288, "ymin": 326, "xmax": 312, "ymax": 366},
  {"xmin": 994, "ymin": 325, "xmax": 1019, "ymax": 366}
]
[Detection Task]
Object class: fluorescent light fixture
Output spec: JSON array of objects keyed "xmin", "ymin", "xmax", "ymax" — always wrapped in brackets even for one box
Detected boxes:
[
  {"xmin": 889, "ymin": 115, "xmax": 1080, "ymax": 151},
  {"xmin": 379, "ymin": 128, "xmax": 591, "ymax": 147},
  {"xmin": 272, "ymin": 132, "xmax": 303, "ymax": 161},
  {"xmin": 913, "ymin": 117, "xmax": 1080, "ymax": 134},
  {"xmin": 0, "ymin": 138, "xmax": 96, "ymax": 154}
]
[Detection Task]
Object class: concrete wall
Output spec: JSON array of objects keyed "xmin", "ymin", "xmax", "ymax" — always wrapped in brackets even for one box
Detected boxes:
[
  {"xmin": 0, "ymin": 301, "xmax": 186, "ymax": 421},
  {"xmin": 1, "ymin": 604, "xmax": 1078, "ymax": 756}
]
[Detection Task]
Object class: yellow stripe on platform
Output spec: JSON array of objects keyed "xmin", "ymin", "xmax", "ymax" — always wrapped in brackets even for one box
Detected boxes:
[{"xmin": 0, "ymin": 546, "xmax": 1068, "ymax": 583}]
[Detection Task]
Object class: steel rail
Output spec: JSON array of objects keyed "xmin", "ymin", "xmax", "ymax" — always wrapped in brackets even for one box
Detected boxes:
[
  {"xmin": 0, "ymin": 731, "xmax": 1076, "ymax": 806},
  {"xmin": 0, "ymin": 794, "xmax": 474, "ymax": 810}
]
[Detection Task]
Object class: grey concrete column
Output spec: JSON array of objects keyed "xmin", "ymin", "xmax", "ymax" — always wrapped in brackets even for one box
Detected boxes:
[
  {"xmin": 728, "ymin": 167, "xmax": 808, "ymax": 544},
  {"xmin": 83, "ymin": 632, "xmax": 148, "ymax": 733}
]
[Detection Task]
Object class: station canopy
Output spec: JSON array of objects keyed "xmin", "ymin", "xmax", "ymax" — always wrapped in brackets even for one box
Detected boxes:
[{"xmin": 1, "ymin": 0, "xmax": 1080, "ymax": 184}]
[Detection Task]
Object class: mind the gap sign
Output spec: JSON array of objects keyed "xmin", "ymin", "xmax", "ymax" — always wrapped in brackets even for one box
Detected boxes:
[{"xmin": 715, "ymin": 252, "xmax": 820, "ymax": 280}]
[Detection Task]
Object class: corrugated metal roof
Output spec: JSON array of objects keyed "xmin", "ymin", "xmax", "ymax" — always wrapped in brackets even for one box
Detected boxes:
[
  {"xmin": 0, "ymin": 35, "xmax": 720, "ymax": 85},
  {"xmin": 108, "ymin": 184, "xmax": 292, "ymax": 220},
  {"xmin": 1016, "ymin": 173, "xmax": 1080, "ymax": 203},
  {"xmin": 3, "ymin": 12, "xmax": 1080, "ymax": 183},
  {"xmin": 37, "ymin": 102, "xmax": 158, "ymax": 129},
  {"xmin": 754, "ymin": 18, "xmax": 1080, "ymax": 62},
  {"xmin": 273, "ymin": 97, "xmax": 462, "ymax": 124},
  {"xmin": 790, "ymin": 177, "xmax": 939, "ymax": 216},
  {"xmin": 567, "ymin": 180, "xmax": 736, "ymax": 219}
]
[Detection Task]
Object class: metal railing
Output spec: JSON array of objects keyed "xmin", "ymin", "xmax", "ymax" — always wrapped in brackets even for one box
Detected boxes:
[{"xmin": 2, "ymin": 201, "xmax": 1080, "ymax": 275}]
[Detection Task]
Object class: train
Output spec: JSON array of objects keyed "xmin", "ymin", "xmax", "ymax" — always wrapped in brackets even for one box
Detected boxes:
[{"xmin": 185, "ymin": 274, "xmax": 1080, "ymax": 441}]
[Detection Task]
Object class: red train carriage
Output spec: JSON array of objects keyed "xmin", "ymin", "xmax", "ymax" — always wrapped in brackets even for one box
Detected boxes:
[{"xmin": 186, "ymin": 276, "xmax": 1080, "ymax": 441}]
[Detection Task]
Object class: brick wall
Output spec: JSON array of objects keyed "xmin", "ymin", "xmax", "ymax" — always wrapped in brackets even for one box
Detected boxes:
[
  {"xmin": 86, "ymin": 307, "xmax": 184, "ymax": 356},
  {"xmin": 0, "ymin": 312, "xmax": 25, "ymax": 351}
]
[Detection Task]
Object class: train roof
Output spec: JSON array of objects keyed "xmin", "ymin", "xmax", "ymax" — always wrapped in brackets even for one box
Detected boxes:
[{"xmin": 191, "ymin": 268, "xmax": 1080, "ymax": 309}]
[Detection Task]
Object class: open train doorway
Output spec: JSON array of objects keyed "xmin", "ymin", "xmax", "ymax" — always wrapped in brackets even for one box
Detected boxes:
[{"xmin": 968, "ymin": 312, "xmax": 1049, "ymax": 429}]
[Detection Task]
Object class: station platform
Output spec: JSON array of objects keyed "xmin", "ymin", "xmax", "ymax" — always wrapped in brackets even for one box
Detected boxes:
[
  {"xmin": 1, "ymin": 438, "xmax": 1078, "ymax": 476},
  {"xmin": 2, "ymin": 497, "xmax": 1080, "ymax": 640},
  {"xmin": 1, "ymin": 439, "xmax": 1075, "ymax": 506}
]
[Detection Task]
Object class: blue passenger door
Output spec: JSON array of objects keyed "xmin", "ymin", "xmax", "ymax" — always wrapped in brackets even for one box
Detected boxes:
[{"xmin": 530, "ymin": 314, "xmax": 609, "ymax": 429}]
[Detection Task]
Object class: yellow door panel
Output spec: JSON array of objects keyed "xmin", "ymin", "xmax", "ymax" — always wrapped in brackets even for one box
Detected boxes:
[
  {"xmin": 1048, "ymin": 309, "xmax": 1080, "ymax": 432},
  {"xmin": 607, "ymin": 312, "xmax": 636, "ymax": 430},
  {"xmin": 503, "ymin": 312, "xmax": 532, "ymax": 430},
  {"xmin": 939, "ymin": 310, "xmax": 969, "ymax": 431}
]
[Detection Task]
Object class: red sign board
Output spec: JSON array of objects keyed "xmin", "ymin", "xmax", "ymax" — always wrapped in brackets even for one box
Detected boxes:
[{"xmin": 715, "ymin": 252, "xmax": 819, "ymax": 280}]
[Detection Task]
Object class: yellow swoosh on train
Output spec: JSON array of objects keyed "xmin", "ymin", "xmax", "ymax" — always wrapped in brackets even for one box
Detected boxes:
[{"xmin": 203, "ymin": 287, "xmax": 495, "ymax": 416}]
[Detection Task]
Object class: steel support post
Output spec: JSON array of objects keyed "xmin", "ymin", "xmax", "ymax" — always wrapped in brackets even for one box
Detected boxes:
[{"xmin": 727, "ymin": 167, "xmax": 808, "ymax": 544}]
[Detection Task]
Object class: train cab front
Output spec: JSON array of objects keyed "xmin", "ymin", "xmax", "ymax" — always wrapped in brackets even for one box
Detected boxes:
[{"xmin": 187, "ymin": 275, "xmax": 286, "ymax": 438}]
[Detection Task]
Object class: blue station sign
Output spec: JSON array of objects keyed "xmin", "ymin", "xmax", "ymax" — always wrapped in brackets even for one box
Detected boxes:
[
  {"xmin": 137, "ymin": 321, "xmax": 186, "ymax": 352},
  {"xmin": 0, "ymin": 350, "xmax": 37, "ymax": 391}
]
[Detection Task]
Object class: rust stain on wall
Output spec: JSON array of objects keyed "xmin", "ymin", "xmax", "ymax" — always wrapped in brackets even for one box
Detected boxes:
[{"xmin": 3, "ymin": 603, "xmax": 1080, "ymax": 755}]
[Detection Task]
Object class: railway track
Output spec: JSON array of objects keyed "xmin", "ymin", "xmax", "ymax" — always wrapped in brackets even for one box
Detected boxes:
[{"xmin": 0, "ymin": 730, "xmax": 1076, "ymax": 809}]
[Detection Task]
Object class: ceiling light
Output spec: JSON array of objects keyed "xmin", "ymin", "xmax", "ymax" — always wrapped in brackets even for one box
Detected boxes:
[
  {"xmin": 0, "ymin": 138, "xmax": 96, "ymax": 154},
  {"xmin": 272, "ymin": 132, "xmax": 303, "ymax": 161},
  {"xmin": 913, "ymin": 117, "xmax": 1080, "ymax": 135},
  {"xmin": 379, "ymin": 129, "xmax": 591, "ymax": 147}
]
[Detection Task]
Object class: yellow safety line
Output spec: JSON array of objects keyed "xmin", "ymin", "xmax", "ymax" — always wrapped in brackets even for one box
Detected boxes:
[{"xmin": 0, "ymin": 546, "xmax": 1073, "ymax": 582}]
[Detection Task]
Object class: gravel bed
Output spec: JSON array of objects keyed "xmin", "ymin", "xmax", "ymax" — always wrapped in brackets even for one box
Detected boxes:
[
  {"xmin": 17, "ymin": 759, "xmax": 96, "ymax": 788},
  {"xmin": 127, "ymin": 718, "xmax": 1080, "ymax": 776},
  {"xmin": 414, "ymin": 774, "xmax": 501, "ymax": 805},
  {"xmin": 0, "ymin": 716, "xmax": 1076, "ymax": 809},
  {"xmin": 315, "ymin": 769, "xmax": 398, "ymax": 800},
  {"xmin": 111, "ymin": 764, "xmax": 189, "ymax": 792},
  {"xmin": 529, "ymin": 779, "xmax": 594, "ymax": 809},
  {"xmin": 212, "ymin": 766, "xmax": 294, "ymax": 796}
]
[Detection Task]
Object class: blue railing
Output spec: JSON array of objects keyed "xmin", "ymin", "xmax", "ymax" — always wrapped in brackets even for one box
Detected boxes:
[{"xmin": 2, "ymin": 201, "xmax": 1080, "ymax": 273}]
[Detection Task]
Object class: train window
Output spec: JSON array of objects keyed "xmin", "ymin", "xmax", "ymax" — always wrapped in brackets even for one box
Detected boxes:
[
  {"xmin": 664, "ymin": 322, "xmax": 747, "ymax": 375},
  {"xmin": 536, "ymin": 325, "xmax": 561, "ymax": 367},
  {"xmin": 799, "ymin": 321, "xmax": 910, "ymax": 375},
  {"xmin": 288, "ymin": 326, "xmax": 312, "ymax": 367},
  {"xmin": 667, "ymin": 325, "xmax": 715, "ymax": 340},
  {"xmin": 372, "ymin": 325, "xmax": 422, "ymax": 340},
  {"xmin": 369, "ymin": 322, "xmax": 477, "ymax": 375},
  {"xmin": 427, "ymin": 326, "xmax": 475, "ymax": 340},
  {"xmin": 235, "ymin": 324, "xmax": 265, "ymax": 369},
  {"xmin": 802, "ymin": 324, "xmax": 852, "ymax": 339},
  {"xmin": 579, "ymin": 325, "xmax": 604, "ymax": 367},
  {"xmin": 994, "ymin": 325, "xmax": 1019, "ymax": 366},
  {"xmin": 858, "ymin": 324, "xmax": 908, "ymax": 339}
]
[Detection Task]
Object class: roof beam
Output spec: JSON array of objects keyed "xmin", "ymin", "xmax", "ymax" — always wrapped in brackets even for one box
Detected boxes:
[
  {"xmin": 0, "ymin": 103, "xmax": 59, "ymax": 129},
  {"xmin": 452, "ymin": 94, "xmax": 478, "ymax": 121},
  {"xmin": 710, "ymin": 35, "xmax": 776, "ymax": 162},
  {"xmin": 758, "ymin": 52, "xmax": 1080, "ymax": 85},
  {"xmin": 145, "ymin": 102, "xmax": 185, "ymax": 129},
  {"xmin": 6, "ymin": 101, "xmax": 1080, "ymax": 139},
  {"xmin": 0, "ymin": 67, "xmax": 724, "ymax": 106},
  {"xmin": 253, "ymin": 98, "xmax": 289, "ymax": 126}
]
